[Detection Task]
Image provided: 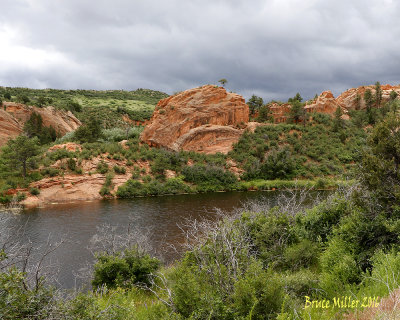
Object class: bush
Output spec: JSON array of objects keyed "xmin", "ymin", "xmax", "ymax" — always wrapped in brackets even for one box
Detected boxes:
[
  {"xmin": 29, "ymin": 187, "xmax": 40, "ymax": 196},
  {"xmin": 96, "ymin": 161, "xmax": 109, "ymax": 174},
  {"xmin": 0, "ymin": 268, "xmax": 55, "ymax": 320},
  {"xmin": 92, "ymin": 247, "xmax": 160, "ymax": 289},
  {"xmin": 113, "ymin": 165, "xmax": 126, "ymax": 175},
  {"xmin": 181, "ymin": 164, "xmax": 237, "ymax": 186},
  {"xmin": 67, "ymin": 158, "xmax": 76, "ymax": 171}
]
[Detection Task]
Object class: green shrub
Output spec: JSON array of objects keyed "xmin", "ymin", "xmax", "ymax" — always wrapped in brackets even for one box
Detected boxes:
[
  {"xmin": 16, "ymin": 192, "xmax": 26, "ymax": 202},
  {"xmin": 67, "ymin": 158, "xmax": 76, "ymax": 171},
  {"xmin": 283, "ymin": 239, "xmax": 320, "ymax": 271},
  {"xmin": 92, "ymin": 247, "xmax": 160, "ymax": 289},
  {"xmin": 0, "ymin": 267, "xmax": 57, "ymax": 320},
  {"xmin": 182, "ymin": 164, "xmax": 237, "ymax": 186},
  {"xmin": 113, "ymin": 165, "xmax": 126, "ymax": 175},
  {"xmin": 29, "ymin": 187, "xmax": 40, "ymax": 196},
  {"xmin": 96, "ymin": 161, "xmax": 109, "ymax": 174}
]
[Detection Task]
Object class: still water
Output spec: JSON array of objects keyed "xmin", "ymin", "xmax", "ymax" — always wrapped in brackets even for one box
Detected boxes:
[{"xmin": 2, "ymin": 191, "xmax": 326, "ymax": 289}]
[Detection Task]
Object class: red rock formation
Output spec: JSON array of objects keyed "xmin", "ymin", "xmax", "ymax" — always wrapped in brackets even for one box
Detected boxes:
[
  {"xmin": 140, "ymin": 85, "xmax": 249, "ymax": 154},
  {"xmin": 269, "ymin": 103, "xmax": 291, "ymax": 123},
  {"xmin": 0, "ymin": 102, "xmax": 81, "ymax": 146},
  {"xmin": 336, "ymin": 84, "xmax": 400, "ymax": 111},
  {"xmin": 0, "ymin": 108, "xmax": 23, "ymax": 145},
  {"xmin": 22, "ymin": 155, "xmax": 134, "ymax": 208},
  {"xmin": 305, "ymin": 90, "xmax": 342, "ymax": 114},
  {"xmin": 48, "ymin": 143, "xmax": 82, "ymax": 152}
]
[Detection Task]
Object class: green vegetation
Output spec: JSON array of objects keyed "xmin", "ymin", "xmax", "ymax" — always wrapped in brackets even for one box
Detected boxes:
[
  {"xmin": 3, "ymin": 86, "xmax": 400, "ymax": 318},
  {"xmin": 24, "ymin": 112, "xmax": 57, "ymax": 144},
  {"xmin": 0, "ymin": 86, "xmax": 168, "ymax": 127},
  {"xmin": 92, "ymin": 246, "xmax": 160, "ymax": 289}
]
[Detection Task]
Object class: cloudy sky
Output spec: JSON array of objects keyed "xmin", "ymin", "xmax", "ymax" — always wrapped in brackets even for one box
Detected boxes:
[{"xmin": 1, "ymin": 0, "xmax": 399, "ymax": 101}]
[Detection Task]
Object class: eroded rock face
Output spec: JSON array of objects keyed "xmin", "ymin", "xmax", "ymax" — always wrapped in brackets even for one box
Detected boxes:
[
  {"xmin": 0, "ymin": 102, "xmax": 81, "ymax": 146},
  {"xmin": 269, "ymin": 103, "xmax": 291, "ymax": 123},
  {"xmin": 335, "ymin": 84, "xmax": 400, "ymax": 111},
  {"xmin": 48, "ymin": 143, "xmax": 82, "ymax": 153},
  {"xmin": 0, "ymin": 108, "xmax": 23, "ymax": 146},
  {"xmin": 305, "ymin": 91, "xmax": 342, "ymax": 114},
  {"xmin": 22, "ymin": 156, "xmax": 135, "ymax": 208},
  {"xmin": 140, "ymin": 85, "xmax": 249, "ymax": 154}
]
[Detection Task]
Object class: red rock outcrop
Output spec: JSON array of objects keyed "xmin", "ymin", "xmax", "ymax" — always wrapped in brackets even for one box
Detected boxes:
[
  {"xmin": 22, "ymin": 155, "xmax": 135, "ymax": 208},
  {"xmin": 269, "ymin": 103, "xmax": 291, "ymax": 123},
  {"xmin": 0, "ymin": 102, "xmax": 81, "ymax": 146},
  {"xmin": 305, "ymin": 90, "xmax": 342, "ymax": 114},
  {"xmin": 335, "ymin": 84, "xmax": 400, "ymax": 111},
  {"xmin": 0, "ymin": 108, "xmax": 23, "ymax": 146},
  {"xmin": 140, "ymin": 85, "xmax": 249, "ymax": 154},
  {"xmin": 48, "ymin": 143, "xmax": 82, "ymax": 153}
]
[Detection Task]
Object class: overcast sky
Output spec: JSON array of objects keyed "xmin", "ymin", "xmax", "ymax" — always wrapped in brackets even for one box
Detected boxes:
[{"xmin": 1, "ymin": 0, "xmax": 399, "ymax": 101}]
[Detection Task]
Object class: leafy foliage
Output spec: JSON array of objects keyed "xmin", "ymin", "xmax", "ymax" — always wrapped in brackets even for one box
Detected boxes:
[{"xmin": 92, "ymin": 247, "xmax": 160, "ymax": 289}]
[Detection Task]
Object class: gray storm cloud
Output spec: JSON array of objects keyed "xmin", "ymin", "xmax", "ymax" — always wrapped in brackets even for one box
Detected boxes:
[{"xmin": 0, "ymin": 0, "xmax": 399, "ymax": 101}]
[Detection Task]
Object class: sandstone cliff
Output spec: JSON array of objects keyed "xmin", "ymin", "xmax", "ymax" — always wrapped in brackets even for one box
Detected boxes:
[
  {"xmin": 305, "ymin": 90, "xmax": 342, "ymax": 114},
  {"xmin": 0, "ymin": 102, "xmax": 81, "ymax": 146},
  {"xmin": 140, "ymin": 85, "xmax": 249, "ymax": 154},
  {"xmin": 335, "ymin": 84, "xmax": 400, "ymax": 111},
  {"xmin": 269, "ymin": 85, "xmax": 400, "ymax": 123}
]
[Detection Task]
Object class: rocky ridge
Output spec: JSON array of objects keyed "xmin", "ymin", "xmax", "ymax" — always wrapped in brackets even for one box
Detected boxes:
[{"xmin": 0, "ymin": 102, "xmax": 81, "ymax": 146}]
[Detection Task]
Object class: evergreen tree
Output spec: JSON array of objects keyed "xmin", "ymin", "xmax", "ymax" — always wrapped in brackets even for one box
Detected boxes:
[
  {"xmin": 74, "ymin": 118, "xmax": 102, "ymax": 143},
  {"xmin": 1, "ymin": 135, "xmax": 40, "ymax": 178},
  {"xmin": 374, "ymin": 81, "xmax": 383, "ymax": 108},
  {"xmin": 355, "ymin": 93, "xmax": 361, "ymax": 110},
  {"xmin": 24, "ymin": 113, "xmax": 57, "ymax": 144},
  {"xmin": 364, "ymin": 89, "xmax": 376, "ymax": 124},
  {"xmin": 389, "ymin": 90, "xmax": 398, "ymax": 102},
  {"xmin": 257, "ymin": 105, "xmax": 271, "ymax": 122},
  {"xmin": 288, "ymin": 100, "xmax": 304, "ymax": 124},
  {"xmin": 218, "ymin": 79, "xmax": 228, "ymax": 87},
  {"xmin": 247, "ymin": 95, "xmax": 264, "ymax": 116},
  {"xmin": 359, "ymin": 114, "xmax": 400, "ymax": 212},
  {"xmin": 333, "ymin": 106, "xmax": 345, "ymax": 132}
]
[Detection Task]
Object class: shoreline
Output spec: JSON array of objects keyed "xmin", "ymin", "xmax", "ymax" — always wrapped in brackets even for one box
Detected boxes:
[{"xmin": 10, "ymin": 178, "xmax": 352, "ymax": 210}]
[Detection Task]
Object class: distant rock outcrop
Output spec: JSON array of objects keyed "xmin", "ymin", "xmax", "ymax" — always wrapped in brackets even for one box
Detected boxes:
[
  {"xmin": 140, "ymin": 85, "xmax": 249, "ymax": 154},
  {"xmin": 268, "ymin": 85, "xmax": 400, "ymax": 123},
  {"xmin": 0, "ymin": 102, "xmax": 81, "ymax": 146},
  {"xmin": 335, "ymin": 84, "xmax": 400, "ymax": 111},
  {"xmin": 305, "ymin": 90, "xmax": 342, "ymax": 114}
]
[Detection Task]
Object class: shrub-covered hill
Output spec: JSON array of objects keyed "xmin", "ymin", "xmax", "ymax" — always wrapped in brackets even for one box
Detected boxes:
[
  {"xmin": 0, "ymin": 86, "xmax": 169, "ymax": 126},
  {"xmin": 0, "ymin": 113, "xmax": 365, "ymax": 205},
  {"xmin": 229, "ymin": 113, "xmax": 367, "ymax": 181}
]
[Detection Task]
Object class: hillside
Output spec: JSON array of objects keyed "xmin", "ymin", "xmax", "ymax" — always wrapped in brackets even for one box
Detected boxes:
[
  {"xmin": 1, "ymin": 83, "xmax": 389, "ymax": 207},
  {"xmin": 0, "ymin": 86, "xmax": 169, "ymax": 128}
]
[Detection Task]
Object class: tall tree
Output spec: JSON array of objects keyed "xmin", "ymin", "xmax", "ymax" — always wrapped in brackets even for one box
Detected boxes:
[
  {"xmin": 333, "ymin": 106, "xmax": 345, "ymax": 132},
  {"xmin": 247, "ymin": 95, "xmax": 264, "ymax": 116},
  {"xmin": 374, "ymin": 82, "xmax": 383, "ymax": 108},
  {"xmin": 74, "ymin": 118, "xmax": 102, "ymax": 143},
  {"xmin": 355, "ymin": 94, "xmax": 361, "ymax": 110},
  {"xmin": 389, "ymin": 90, "xmax": 398, "ymax": 102},
  {"xmin": 257, "ymin": 105, "xmax": 271, "ymax": 122},
  {"xmin": 1, "ymin": 135, "xmax": 40, "ymax": 178},
  {"xmin": 359, "ymin": 114, "xmax": 400, "ymax": 212},
  {"xmin": 288, "ymin": 98, "xmax": 305, "ymax": 124},
  {"xmin": 364, "ymin": 89, "xmax": 376, "ymax": 124}
]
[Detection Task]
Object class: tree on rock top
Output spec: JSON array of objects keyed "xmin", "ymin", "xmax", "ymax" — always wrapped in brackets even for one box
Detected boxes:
[{"xmin": 218, "ymin": 78, "xmax": 228, "ymax": 87}]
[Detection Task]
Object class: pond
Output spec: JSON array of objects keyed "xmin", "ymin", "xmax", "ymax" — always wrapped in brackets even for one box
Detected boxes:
[{"xmin": 1, "ymin": 190, "xmax": 328, "ymax": 289}]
